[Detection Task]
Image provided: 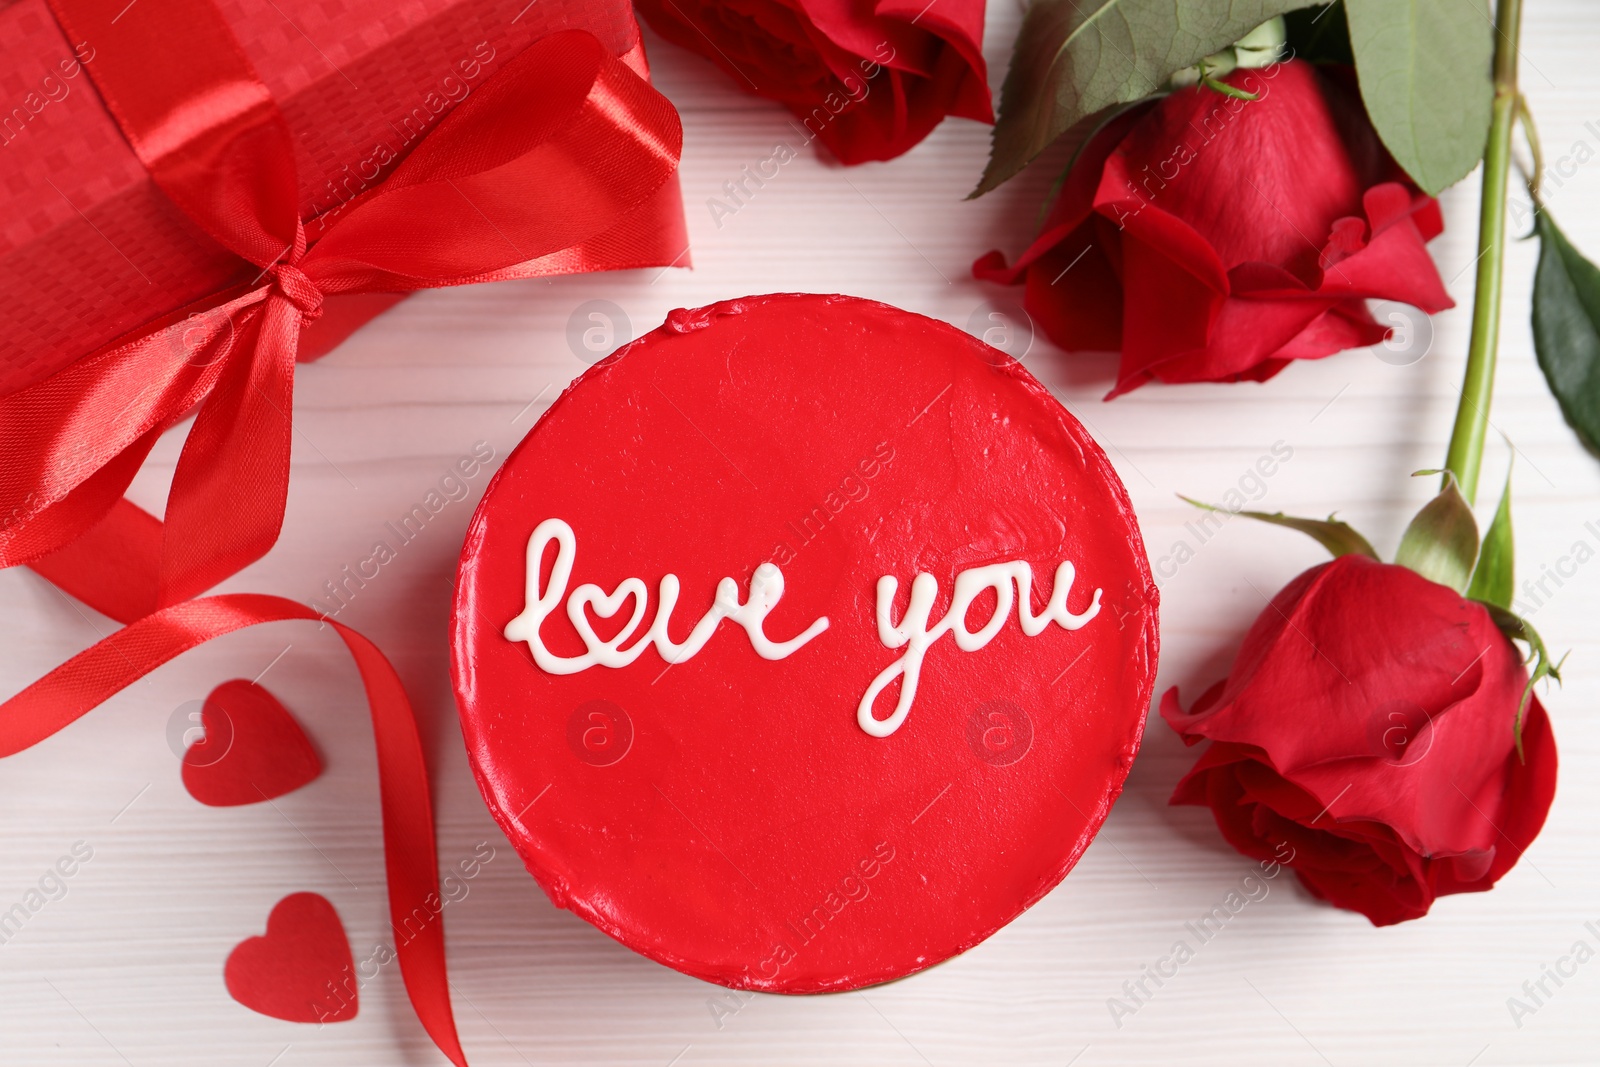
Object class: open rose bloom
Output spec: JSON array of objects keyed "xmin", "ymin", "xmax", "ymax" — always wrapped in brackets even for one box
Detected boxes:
[
  {"xmin": 634, "ymin": 0, "xmax": 991, "ymax": 163},
  {"xmin": 975, "ymin": 60, "xmax": 1454, "ymax": 395},
  {"xmin": 1164, "ymin": 555, "xmax": 1557, "ymax": 926}
]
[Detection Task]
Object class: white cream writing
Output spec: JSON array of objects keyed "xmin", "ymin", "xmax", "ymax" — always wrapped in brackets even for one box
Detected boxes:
[
  {"xmin": 504, "ymin": 520, "xmax": 1101, "ymax": 739},
  {"xmin": 504, "ymin": 519, "xmax": 829, "ymax": 672},
  {"xmin": 857, "ymin": 562, "xmax": 1102, "ymax": 737}
]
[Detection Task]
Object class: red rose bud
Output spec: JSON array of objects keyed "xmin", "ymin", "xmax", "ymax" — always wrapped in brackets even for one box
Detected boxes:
[
  {"xmin": 975, "ymin": 61, "xmax": 1454, "ymax": 396},
  {"xmin": 635, "ymin": 0, "xmax": 991, "ymax": 164},
  {"xmin": 1163, "ymin": 555, "xmax": 1557, "ymax": 927}
]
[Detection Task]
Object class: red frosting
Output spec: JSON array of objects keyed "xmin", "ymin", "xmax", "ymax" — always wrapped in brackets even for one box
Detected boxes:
[{"xmin": 451, "ymin": 294, "xmax": 1158, "ymax": 991}]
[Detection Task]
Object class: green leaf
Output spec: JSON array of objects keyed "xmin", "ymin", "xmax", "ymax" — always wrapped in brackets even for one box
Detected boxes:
[
  {"xmin": 1478, "ymin": 602, "xmax": 1564, "ymax": 759},
  {"xmin": 1466, "ymin": 466, "xmax": 1514, "ymax": 609},
  {"xmin": 975, "ymin": 0, "xmax": 1314, "ymax": 196},
  {"xmin": 1532, "ymin": 208, "xmax": 1600, "ymax": 456},
  {"xmin": 1178, "ymin": 496, "xmax": 1378, "ymax": 558},
  {"xmin": 1394, "ymin": 473, "xmax": 1479, "ymax": 592},
  {"xmin": 1343, "ymin": 0, "xmax": 1495, "ymax": 195}
]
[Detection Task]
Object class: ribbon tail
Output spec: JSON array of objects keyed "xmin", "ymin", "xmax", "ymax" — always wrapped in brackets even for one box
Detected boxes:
[
  {"xmin": 159, "ymin": 299, "xmax": 297, "ymax": 605},
  {"xmin": 28, "ymin": 499, "xmax": 163, "ymax": 624},
  {"xmin": 361, "ymin": 639, "xmax": 469, "ymax": 1067},
  {"xmin": 0, "ymin": 594, "xmax": 470, "ymax": 1065}
]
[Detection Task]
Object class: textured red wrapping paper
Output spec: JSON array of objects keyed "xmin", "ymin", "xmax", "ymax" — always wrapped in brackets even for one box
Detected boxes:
[{"xmin": 0, "ymin": 0, "xmax": 686, "ymax": 394}]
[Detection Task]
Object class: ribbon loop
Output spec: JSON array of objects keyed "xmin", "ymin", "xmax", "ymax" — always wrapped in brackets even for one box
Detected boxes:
[{"xmin": 3, "ymin": 11, "xmax": 684, "ymax": 621}]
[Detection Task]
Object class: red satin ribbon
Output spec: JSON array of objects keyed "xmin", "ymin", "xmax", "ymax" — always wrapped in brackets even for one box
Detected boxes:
[
  {"xmin": 0, "ymin": 596, "xmax": 473, "ymax": 1065},
  {"xmin": 0, "ymin": 0, "xmax": 683, "ymax": 623}
]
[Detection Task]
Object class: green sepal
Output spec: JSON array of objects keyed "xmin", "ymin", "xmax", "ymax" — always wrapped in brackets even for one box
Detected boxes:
[
  {"xmin": 1201, "ymin": 75, "xmax": 1260, "ymax": 100},
  {"xmin": 1466, "ymin": 465, "xmax": 1515, "ymax": 609},
  {"xmin": 1178, "ymin": 495, "xmax": 1379, "ymax": 559},
  {"xmin": 1477, "ymin": 602, "xmax": 1565, "ymax": 761},
  {"xmin": 1395, "ymin": 471, "xmax": 1479, "ymax": 593}
]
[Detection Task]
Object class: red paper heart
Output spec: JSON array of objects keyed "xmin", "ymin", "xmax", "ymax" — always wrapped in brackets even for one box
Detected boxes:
[
  {"xmin": 182, "ymin": 679, "xmax": 321, "ymax": 806},
  {"xmin": 225, "ymin": 892, "xmax": 358, "ymax": 1023}
]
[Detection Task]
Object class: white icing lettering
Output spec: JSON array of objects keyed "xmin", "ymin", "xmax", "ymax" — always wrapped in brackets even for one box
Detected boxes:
[
  {"xmin": 505, "ymin": 519, "xmax": 829, "ymax": 673},
  {"xmin": 504, "ymin": 521, "xmax": 1098, "ymax": 741},
  {"xmin": 858, "ymin": 561, "xmax": 1101, "ymax": 738}
]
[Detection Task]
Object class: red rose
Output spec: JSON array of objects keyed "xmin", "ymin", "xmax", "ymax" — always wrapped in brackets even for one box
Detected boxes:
[
  {"xmin": 974, "ymin": 60, "xmax": 1453, "ymax": 396},
  {"xmin": 1163, "ymin": 554, "xmax": 1557, "ymax": 926},
  {"xmin": 634, "ymin": 0, "xmax": 990, "ymax": 164}
]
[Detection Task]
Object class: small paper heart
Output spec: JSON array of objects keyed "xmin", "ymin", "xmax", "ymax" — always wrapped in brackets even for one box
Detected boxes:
[
  {"xmin": 225, "ymin": 892, "xmax": 358, "ymax": 1023},
  {"xmin": 182, "ymin": 679, "xmax": 321, "ymax": 806}
]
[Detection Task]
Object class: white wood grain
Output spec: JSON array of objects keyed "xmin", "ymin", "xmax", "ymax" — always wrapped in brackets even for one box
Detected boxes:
[{"xmin": 4, "ymin": 2, "xmax": 1600, "ymax": 1064}]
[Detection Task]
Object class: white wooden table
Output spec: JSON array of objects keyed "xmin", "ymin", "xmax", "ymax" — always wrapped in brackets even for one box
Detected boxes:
[{"xmin": 4, "ymin": 3, "xmax": 1598, "ymax": 1064}]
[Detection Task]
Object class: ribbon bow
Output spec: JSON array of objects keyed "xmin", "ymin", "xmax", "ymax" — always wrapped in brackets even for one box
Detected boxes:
[{"xmin": 0, "ymin": 0, "xmax": 683, "ymax": 623}]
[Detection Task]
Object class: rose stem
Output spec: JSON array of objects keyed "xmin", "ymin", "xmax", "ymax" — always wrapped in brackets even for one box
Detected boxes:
[{"xmin": 1443, "ymin": 0, "xmax": 1523, "ymax": 504}]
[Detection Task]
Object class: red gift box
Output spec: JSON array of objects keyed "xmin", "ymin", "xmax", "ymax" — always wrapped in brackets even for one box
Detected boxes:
[
  {"xmin": 0, "ymin": 0, "xmax": 686, "ymax": 392},
  {"xmin": 0, "ymin": 0, "xmax": 687, "ymax": 621}
]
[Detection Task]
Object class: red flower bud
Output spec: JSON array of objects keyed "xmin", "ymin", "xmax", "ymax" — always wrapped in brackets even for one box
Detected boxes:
[{"xmin": 1164, "ymin": 554, "xmax": 1556, "ymax": 926}]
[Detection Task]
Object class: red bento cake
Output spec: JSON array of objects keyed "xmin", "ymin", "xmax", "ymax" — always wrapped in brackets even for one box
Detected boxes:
[{"xmin": 450, "ymin": 293, "xmax": 1158, "ymax": 992}]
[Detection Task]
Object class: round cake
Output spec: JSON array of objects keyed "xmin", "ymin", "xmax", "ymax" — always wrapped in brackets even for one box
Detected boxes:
[{"xmin": 451, "ymin": 294, "xmax": 1158, "ymax": 992}]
